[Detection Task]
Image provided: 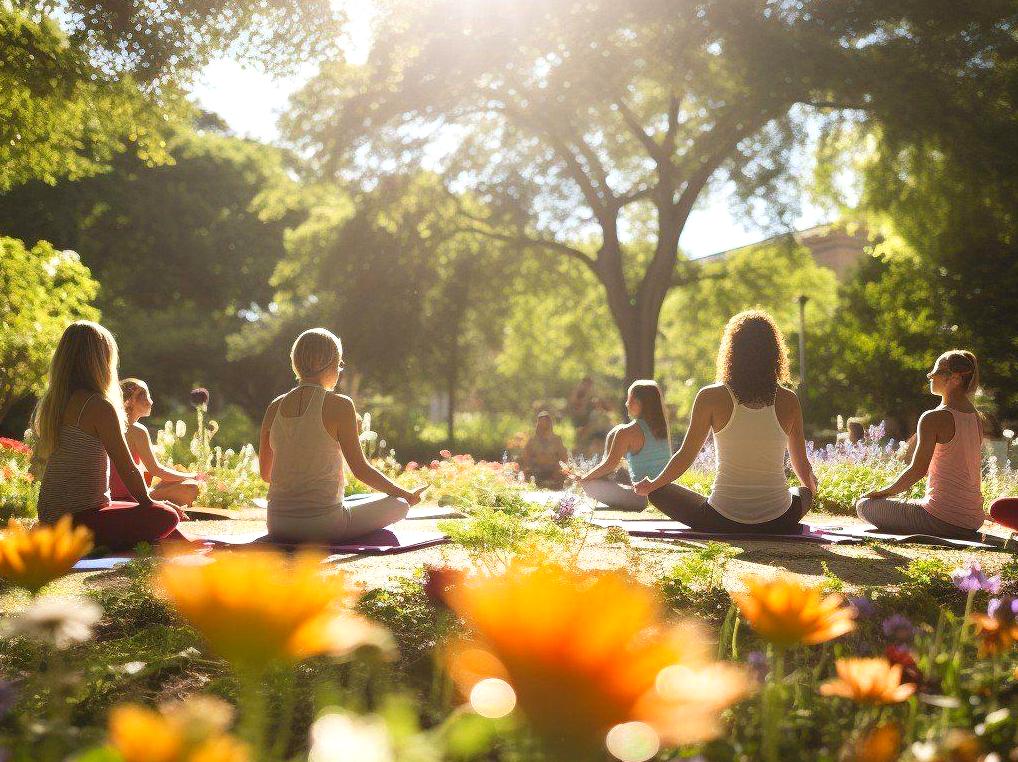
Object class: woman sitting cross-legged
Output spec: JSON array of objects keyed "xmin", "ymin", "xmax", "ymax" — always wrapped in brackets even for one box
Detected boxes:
[
  {"xmin": 569, "ymin": 380, "xmax": 672, "ymax": 511},
  {"xmin": 109, "ymin": 378, "xmax": 202, "ymax": 507},
  {"xmin": 34, "ymin": 322, "xmax": 186, "ymax": 550},
  {"xmin": 258, "ymin": 327, "xmax": 426, "ymax": 544},
  {"xmin": 856, "ymin": 350, "xmax": 986, "ymax": 539},
  {"xmin": 634, "ymin": 310, "xmax": 817, "ymax": 532}
]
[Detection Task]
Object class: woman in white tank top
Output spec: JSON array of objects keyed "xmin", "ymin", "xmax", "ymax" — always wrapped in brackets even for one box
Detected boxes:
[
  {"xmin": 634, "ymin": 311, "xmax": 817, "ymax": 532},
  {"xmin": 258, "ymin": 328, "xmax": 427, "ymax": 543}
]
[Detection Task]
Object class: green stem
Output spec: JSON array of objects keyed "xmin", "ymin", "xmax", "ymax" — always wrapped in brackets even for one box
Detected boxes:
[
  {"xmin": 762, "ymin": 646, "xmax": 785, "ymax": 762},
  {"xmin": 270, "ymin": 669, "xmax": 298, "ymax": 762},
  {"xmin": 238, "ymin": 671, "xmax": 268, "ymax": 760}
]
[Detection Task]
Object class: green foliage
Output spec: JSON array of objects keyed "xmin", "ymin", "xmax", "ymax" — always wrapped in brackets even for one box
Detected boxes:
[
  {"xmin": 0, "ymin": 237, "xmax": 100, "ymax": 423},
  {"xmin": 662, "ymin": 542, "xmax": 742, "ymax": 596}
]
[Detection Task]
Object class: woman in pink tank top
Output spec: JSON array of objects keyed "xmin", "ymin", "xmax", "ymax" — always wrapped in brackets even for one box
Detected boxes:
[{"xmin": 857, "ymin": 350, "xmax": 985, "ymax": 536}]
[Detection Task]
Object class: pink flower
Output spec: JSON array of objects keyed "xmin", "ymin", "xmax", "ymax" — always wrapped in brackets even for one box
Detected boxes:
[
  {"xmin": 405, "ymin": 461, "xmax": 419, "ymax": 471},
  {"xmin": 439, "ymin": 449, "xmax": 452, "ymax": 459},
  {"xmin": 430, "ymin": 460, "xmax": 441, "ymax": 469}
]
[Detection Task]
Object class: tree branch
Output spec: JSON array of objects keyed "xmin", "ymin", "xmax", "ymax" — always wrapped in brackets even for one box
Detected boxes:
[
  {"xmin": 614, "ymin": 98, "xmax": 666, "ymax": 165},
  {"xmin": 452, "ymin": 224, "xmax": 597, "ymax": 270}
]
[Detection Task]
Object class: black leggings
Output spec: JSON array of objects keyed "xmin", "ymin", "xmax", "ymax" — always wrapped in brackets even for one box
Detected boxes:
[{"xmin": 648, "ymin": 484, "xmax": 812, "ymax": 533}]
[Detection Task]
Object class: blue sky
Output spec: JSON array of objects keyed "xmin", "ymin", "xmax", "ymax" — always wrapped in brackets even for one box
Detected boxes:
[{"xmin": 190, "ymin": 2, "xmax": 831, "ymax": 259}]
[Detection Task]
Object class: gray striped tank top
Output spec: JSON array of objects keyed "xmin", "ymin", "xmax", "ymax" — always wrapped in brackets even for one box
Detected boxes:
[{"xmin": 37, "ymin": 395, "xmax": 111, "ymax": 523}]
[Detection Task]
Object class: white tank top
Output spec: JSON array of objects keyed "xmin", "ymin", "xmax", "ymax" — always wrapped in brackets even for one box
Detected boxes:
[
  {"xmin": 708, "ymin": 385, "xmax": 792, "ymax": 523},
  {"xmin": 267, "ymin": 385, "xmax": 345, "ymax": 517}
]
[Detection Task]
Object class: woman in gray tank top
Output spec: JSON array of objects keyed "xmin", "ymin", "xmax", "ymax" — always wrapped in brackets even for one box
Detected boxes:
[{"xmin": 634, "ymin": 311, "xmax": 817, "ymax": 533}]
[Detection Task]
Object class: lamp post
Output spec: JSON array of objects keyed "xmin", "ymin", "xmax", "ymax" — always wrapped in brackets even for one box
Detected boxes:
[{"xmin": 797, "ymin": 295, "xmax": 809, "ymax": 389}]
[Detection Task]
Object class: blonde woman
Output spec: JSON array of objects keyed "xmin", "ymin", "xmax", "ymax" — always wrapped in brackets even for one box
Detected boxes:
[
  {"xmin": 109, "ymin": 379, "xmax": 201, "ymax": 507},
  {"xmin": 857, "ymin": 350, "xmax": 985, "ymax": 537},
  {"xmin": 34, "ymin": 322, "xmax": 184, "ymax": 550},
  {"xmin": 258, "ymin": 328, "xmax": 426, "ymax": 543},
  {"xmin": 634, "ymin": 311, "xmax": 817, "ymax": 532}
]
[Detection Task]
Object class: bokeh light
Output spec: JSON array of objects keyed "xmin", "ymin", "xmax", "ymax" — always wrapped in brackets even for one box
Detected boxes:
[
  {"xmin": 605, "ymin": 721, "xmax": 660, "ymax": 762},
  {"xmin": 469, "ymin": 677, "xmax": 517, "ymax": 718}
]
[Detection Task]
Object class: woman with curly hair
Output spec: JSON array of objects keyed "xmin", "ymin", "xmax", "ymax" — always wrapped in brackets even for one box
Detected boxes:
[{"xmin": 634, "ymin": 310, "xmax": 817, "ymax": 532}]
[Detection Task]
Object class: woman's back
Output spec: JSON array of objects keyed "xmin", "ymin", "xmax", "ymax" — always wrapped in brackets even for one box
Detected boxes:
[
  {"xmin": 924, "ymin": 408, "xmax": 984, "ymax": 529},
  {"xmin": 709, "ymin": 385, "xmax": 791, "ymax": 522},
  {"xmin": 626, "ymin": 419, "xmax": 671, "ymax": 482},
  {"xmin": 267, "ymin": 385, "xmax": 344, "ymax": 516},
  {"xmin": 37, "ymin": 392, "xmax": 111, "ymax": 523}
]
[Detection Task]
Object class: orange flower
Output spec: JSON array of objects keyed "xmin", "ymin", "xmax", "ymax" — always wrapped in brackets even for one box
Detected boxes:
[
  {"xmin": 731, "ymin": 576, "xmax": 855, "ymax": 649},
  {"xmin": 0, "ymin": 516, "xmax": 93, "ymax": 594},
  {"xmin": 108, "ymin": 697, "xmax": 250, "ymax": 762},
  {"xmin": 445, "ymin": 564, "xmax": 750, "ymax": 758},
  {"xmin": 820, "ymin": 658, "xmax": 916, "ymax": 704},
  {"xmin": 971, "ymin": 614, "xmax": 1018, "ymax": 656},
  {"xmin": 845, "ymin": 723, "xmax": 902, "ymax": 762},
  {"xmin": 155, "ymin": 549, "xmax": 392, "ymax": 672}
]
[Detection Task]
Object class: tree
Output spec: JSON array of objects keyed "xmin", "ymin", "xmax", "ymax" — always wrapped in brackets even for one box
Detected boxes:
[
  {"xmin": 0, "ymin": 239, "xmax": 100, "ymax": 424},
  {"xmin": 283, "ymin": 0, "xmax": 1015, "ymax": 385},
  {"xmin": 0, "ymin": 128, "xmax": 302, "ymax": 413},
  {"xmin": 2, "ymin": 0, "xmax": 342, "ymax": 191}
]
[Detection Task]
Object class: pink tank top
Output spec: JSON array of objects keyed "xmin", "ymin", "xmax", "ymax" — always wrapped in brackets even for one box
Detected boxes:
[{"xmin": 923, "ymin": 409, "xmax": 984, "ymax": 530}]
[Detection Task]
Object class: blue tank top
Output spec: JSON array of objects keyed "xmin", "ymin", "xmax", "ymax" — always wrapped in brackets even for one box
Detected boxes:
[{"xmin": 625, "ymin": 419, "xmax": 672, "ymax": 481}]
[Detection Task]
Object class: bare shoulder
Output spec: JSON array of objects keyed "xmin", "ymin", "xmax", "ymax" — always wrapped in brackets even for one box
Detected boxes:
[
  {"xmin": 774, "ymin": 386, "xmax": 800, "ymax": 410},
  {"xmin": 127, "ymin": 421, "xmax": 150, "ymax": 441},
  {"xmin": 919, "ymin": 408, "xmax": 953, "ymax": 432},
  {"xmin": 324, "ymin": 392, "xmax": 356, "ymax": 422},
  {"xmin": 697, "ymin": 383, "xmax": 729, "ymax": 403}
]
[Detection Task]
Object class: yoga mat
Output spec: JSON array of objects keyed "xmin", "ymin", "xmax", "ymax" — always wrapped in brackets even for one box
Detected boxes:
[
  {"xmin": 813, "ymin": 523, "xmax": 1005, "ymax": 550},
  {"xmin": 72, "ymin": 557, "xmax": 134, "ymax": 571},
  {"xmin": 184, "ymin": 527, "xmax": 448, "ymax": 555},
  {"xmin": 589, "ymin": 518, "xmax": 858, "ymax": 544}
]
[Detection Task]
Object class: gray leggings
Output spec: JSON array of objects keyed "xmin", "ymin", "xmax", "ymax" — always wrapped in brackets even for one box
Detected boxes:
[
  {"xmin": 581, "ymin": 479, "xmax": 647, "ymax": 511},
  {"xmin": 268, "ymin": 492, "xmax": 410, "ymax": 543},
  {"xmin": 648, "ymin": 484, "xmax": 812, "ymax": 532},
  {"xmin": 855, "ymin": 497, "xmax": 977, "ymax": 538}
]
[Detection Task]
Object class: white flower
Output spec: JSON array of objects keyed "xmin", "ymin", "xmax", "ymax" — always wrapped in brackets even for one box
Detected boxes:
[
  {"xmin": 175, "ymin": 420, "xmax": 187, "ymax": 438},
  {"xmin": 1004, "ymin": 429, "xmax": 1015, "ymax": 440},
  {"xmin": 362, "ymin": 413, "xmax": 372, "ymax": 433},
  {"xmin": 6, "ymin": 597, "xmax": 102, "ymax": 648},
  {"xmin": 359, "ymin": 431, "xmax": 378, "ymax": 444},
  {"xmin": 309, "ymin": 711, "xmax": 393, "ymax": 762}
]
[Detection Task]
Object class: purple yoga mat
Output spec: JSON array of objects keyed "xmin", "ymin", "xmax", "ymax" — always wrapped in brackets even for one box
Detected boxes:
[
  {"xmin": 589, "ymin": 518, "xmax": 858, "ymax": 544},
  {"xmin": 812, "ymin": 523, "xmax": 1004, "ymax": 550},
  {"xmin": 184, "ymin": 527, "xmax": 448, "ymax": 555}
]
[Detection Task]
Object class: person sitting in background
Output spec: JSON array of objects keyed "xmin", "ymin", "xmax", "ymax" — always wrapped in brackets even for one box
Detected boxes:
[
  {"xmin": 33, "ymin": 321, "xmax": 185, "ymax": 550},
  {"xmin": 519, "ymin": 411, "xmax": 569, "ymax": 489},
  {"xmin": 567, "ymin": 376, "xmax": 595, "ymax": 429},
  {"xmin": 634, "ymin": 310, "xmax": 817, "ymax": 532},
  {"xmin": 576, "ymin": 397, "xmax": 615, "ymax": 457},
  {"xmin": 856, "ymin": 350, "xmax": 986, "ymax": 538},
  {"xmin": 569, "ymin": 381, "xmax": 672, "ymax": 511},
  {"xmin": 259, "ymin": 328, "xmax": 427, "ymax": 543},
  {"xmin": 110, "ymin": 379, "xmax": 201, "ymax": 507}
]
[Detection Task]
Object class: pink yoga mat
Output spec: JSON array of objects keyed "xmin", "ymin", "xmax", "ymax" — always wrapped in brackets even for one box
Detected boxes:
[
  {"xmin": 589, "ymin": 518, "xmax": 858, "ymax": 544},
  {"xmin": 182, "ymin": 527, "xmax": 448, "ymax": 554}
]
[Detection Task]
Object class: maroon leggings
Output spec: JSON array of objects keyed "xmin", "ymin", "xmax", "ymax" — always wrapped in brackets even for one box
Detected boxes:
[{"xmin": 72, "ymin": 501, "xmax": 183, "ymax": 552}]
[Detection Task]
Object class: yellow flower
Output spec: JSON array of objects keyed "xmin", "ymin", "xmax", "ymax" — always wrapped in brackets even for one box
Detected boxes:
[
  {"xmin": 445, "ymin": 564, "xmax": 751, "ymax": 757},
  {"xmin": 108, "ymin": 699, "xmax": 250, "ymax": 762},
  {"xmin": 731, "ymin": 576, "xmax": 855, "ymax": 649},
  {"xmin": 0, "ymin": 516, "xmax": 93, "ymax": 594},
  {"xmin": 155, "ymin": 549, "xmax": 392, "ymax": 671},
  {"xmin": 820, "ymin": 658, "xmax": 916, "ymax": 704}
]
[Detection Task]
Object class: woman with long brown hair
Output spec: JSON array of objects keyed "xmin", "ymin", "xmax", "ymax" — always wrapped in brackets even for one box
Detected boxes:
[
  {"xmin": 857, "ymin": 350, "xmax": 985, "ymax": 537},
  {"xmin": 634, "ymin": 310, "xmax": 817, "ymax": 531},
  {"xmin": 570, "ymin": 380, "xmax": 672, "ymax": 511}
]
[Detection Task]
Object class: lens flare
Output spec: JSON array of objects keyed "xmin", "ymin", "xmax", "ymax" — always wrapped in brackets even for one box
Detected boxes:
[
  {"xmin": 605, "ymin": 721, "xmax": 660, "ymax": 762},
  {"xmin": 469, "ymin": 678, "xmax": 516, "ymax": 718}
]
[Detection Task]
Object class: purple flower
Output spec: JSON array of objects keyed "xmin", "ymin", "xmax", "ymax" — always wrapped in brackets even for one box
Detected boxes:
[
  {"xmin": 882, "ymin": 614, "xmax": 915, "ymax": 643},
  {"xmin": 189, "ymin": 387, "xmax": 210, "ymax": 408},
  {"xmin": 847, "ymin": 595, "xmax": 876, "ymax": 619},
  {"xmin": 988, "ymin": 597, "xmax": 1018, "ymax": 623},
  {"xmin": 0, "ymin": 680, "xmax": 16, "ymax": 717},
  {"xmin": 747, "ymin": 650, "xmax": 769, "ymax": 681},
  {"xmin": 553, "ymin": 494, "xmax": 579, "ymax": 522},
  {"xmin": 951, "ymin": 561, "xmax": 1002, "ymax": 594}
]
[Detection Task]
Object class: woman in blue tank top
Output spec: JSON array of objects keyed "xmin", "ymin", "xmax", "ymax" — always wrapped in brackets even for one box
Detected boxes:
[{"xmin": 567, "ymin": 380, "xmax": 672, "ymax": 511}]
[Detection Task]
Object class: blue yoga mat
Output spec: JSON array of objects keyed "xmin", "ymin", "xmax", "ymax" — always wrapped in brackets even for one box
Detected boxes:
[{"xmin": 72, "ymin": 557, "xmax": 134, "ymax": 571}]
